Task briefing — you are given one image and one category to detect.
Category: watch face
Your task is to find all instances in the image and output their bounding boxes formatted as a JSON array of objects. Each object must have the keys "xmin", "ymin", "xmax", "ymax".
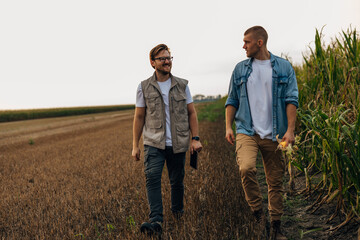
[{"xmin": 192, "ymin": 136, "xmax": 200, "ymax": 141}]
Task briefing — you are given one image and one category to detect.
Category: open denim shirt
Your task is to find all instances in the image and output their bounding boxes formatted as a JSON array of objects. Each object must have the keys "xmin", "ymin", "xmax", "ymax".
[{"xmin": 225, "ymin": 52, "xmax": 299, "ymax": 141}]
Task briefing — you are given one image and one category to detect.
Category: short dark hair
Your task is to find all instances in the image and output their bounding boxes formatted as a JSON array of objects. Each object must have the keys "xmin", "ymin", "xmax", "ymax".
[
  {"xmin": 149, "ymin": 44, "xmax": 171, "ymax": 61},
  {"xmin": 244, "ymin": 26, "xmax": 268, "ymax": 45}
]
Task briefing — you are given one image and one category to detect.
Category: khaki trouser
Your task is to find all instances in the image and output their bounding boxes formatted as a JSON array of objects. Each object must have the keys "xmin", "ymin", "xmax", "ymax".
[{"xmin": 236, "ymin": 133, "xmax": 285, "ymax": 221}]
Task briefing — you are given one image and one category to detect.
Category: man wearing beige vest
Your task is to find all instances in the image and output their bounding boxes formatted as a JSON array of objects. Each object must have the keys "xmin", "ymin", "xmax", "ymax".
[{"xmin": 132, "ymin": 44, "xmax": 203, "ymax": 235}]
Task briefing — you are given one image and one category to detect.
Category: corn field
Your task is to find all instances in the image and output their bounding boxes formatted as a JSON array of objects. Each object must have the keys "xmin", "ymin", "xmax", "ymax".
[{"xmin": 292, "ymin": 27, "xmax": 360, "ymax": 230}]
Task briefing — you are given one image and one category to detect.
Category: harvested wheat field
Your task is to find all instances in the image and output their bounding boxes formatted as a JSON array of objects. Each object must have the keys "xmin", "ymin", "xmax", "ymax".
[{"xmin": 0, "ymin": 110, "xmax": 262, "ymax": 239}]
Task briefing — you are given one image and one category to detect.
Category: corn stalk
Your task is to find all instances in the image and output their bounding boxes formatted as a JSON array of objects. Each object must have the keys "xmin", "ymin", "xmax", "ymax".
[{"xmin": 293, "ymin": 27, "xmax": 360, "ymax": 231}]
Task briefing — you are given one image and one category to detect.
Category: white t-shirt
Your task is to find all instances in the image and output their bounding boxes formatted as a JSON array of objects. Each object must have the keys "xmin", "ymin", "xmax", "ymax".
[
  {"xmin": 136, "ymin": 78, "xmax": 193, "ymax": 146},
  {"xmin": 247, "ymin": 59, "xmax": 273, "ymax": 139}
]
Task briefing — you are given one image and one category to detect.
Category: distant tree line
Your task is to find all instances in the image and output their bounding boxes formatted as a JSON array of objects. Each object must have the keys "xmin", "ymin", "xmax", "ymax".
[
  {"xmin": 0, "ymin": 105, "xmax": 134, "ymax": 122},
  {"xmin": 193, "ymin": 94, "xmax": 222, "ymax": 103}
]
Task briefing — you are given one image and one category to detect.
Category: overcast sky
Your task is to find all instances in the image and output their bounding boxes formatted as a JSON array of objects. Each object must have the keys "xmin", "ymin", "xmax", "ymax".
[{"xmin": 1, "ymin": 0, "xmax": 359, "ymax": 110}]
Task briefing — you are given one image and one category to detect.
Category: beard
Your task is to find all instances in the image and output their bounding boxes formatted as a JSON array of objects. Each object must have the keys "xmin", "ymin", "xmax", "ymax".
[
  {"xmin": 158, "ymin": 69, "xmax": 170, "ymax": 75},
  {"xmin": 157, "ymin": 64, "xmax": 171, "ymax": 75}
]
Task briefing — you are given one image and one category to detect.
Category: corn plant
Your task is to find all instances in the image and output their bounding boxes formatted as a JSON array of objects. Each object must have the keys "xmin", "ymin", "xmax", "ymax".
[
  {"xmin": 294, "ymin": 27, "xmax": 360, "ymax": 231},
  {"xmin": 297, "ymin": 106, "xmax": 360, "ymax": 228},
  {"xmin": 298, "ymin": 27, "xmax": 360, "ymax": 113}
]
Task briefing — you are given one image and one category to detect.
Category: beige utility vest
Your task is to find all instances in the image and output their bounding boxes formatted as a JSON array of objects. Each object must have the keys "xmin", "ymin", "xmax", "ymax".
[{"xmin": 141, "ymin": 73, "xmax": 190, "ymax": 153}]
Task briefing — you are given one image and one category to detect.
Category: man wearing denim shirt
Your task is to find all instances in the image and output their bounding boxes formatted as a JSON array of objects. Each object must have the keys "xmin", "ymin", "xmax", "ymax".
[
  {"xmin": 225, "ymin": 26, "xmax": 298, "ymax": 240},
  {"xmin": 132, "ymin": 44, "xmax": 203, "ymax": 236}
]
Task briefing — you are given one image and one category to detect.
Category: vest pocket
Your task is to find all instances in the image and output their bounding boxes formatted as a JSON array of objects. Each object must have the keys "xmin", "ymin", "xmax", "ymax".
[
  {"xmin": 172, "ymin": 93, "xmax": 187, "ymax": 123},
  {"xmin": 144, "ymin": 93, "xmax": 162, "ymax": 129},
  {"xmin": 145, "ymin": 92, "xmax": 161, "ymax": 110},
  {"xmin": 176, "ymin": 122, "xmax": 190, "ymax": 138},
  {"xmin": 173, "ymin": 94, "xmax": 187, "ymax": 112},
  {"xmin": 176, "ymin": 121, "xmax": 189, "ymax": 132},
  {"xmin": 175, "ymin": 122, "xmax": 190, "ymax": 151},
  {"xmin": 146, "ymin": 119, "xmax": 162, "ymax": 129}
]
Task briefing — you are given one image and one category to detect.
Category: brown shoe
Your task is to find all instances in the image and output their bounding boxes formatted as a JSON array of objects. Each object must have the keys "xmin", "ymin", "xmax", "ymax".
[
  {"xmin": 253, "ymin": 209, "xmax": 270, "ymax": 238},
  {"xmin": 253, "ymin": 209, "xmax": 265, "ymax": 224},
  {"xmin": 270, "ymin": 220, "xmax": 287, "ymax": 240}
]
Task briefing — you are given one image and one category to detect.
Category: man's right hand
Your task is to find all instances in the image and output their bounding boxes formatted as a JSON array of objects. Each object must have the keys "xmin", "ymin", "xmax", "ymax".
[
  {"xmin": 225, "ymin": 105, "xmax": 236, "ymax": 146},
  {"xmin": 132, "ymin": 147, "xmax": 141, "ymax": 161},
  {"xmin": 225, "ymin": 128, "xmax": 235, "ymax": 145}
]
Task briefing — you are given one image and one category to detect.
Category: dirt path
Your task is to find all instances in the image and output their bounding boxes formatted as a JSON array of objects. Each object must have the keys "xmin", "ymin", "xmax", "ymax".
[{"xmin": 257, "ymin": 150, "xmax": 359, "ymax": 240}]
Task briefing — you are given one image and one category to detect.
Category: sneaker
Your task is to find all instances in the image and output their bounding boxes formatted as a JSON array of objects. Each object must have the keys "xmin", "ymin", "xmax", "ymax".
[
  {"xmin": 270, "ymin": 220, "xmax": 287, "ymax": 240},
  {"xmin": 151, "ymin": 221, "xmax": 162, "ymax": 234},
  {"xmin": 140, "ymin": 222, "xmax": 154, "ymax": 235}
]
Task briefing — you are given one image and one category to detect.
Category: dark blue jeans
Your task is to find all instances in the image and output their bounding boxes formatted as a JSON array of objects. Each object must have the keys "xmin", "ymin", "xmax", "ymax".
[{"xmin": 143, "ymin": 145, "xmax": 186, "ymax": 223}]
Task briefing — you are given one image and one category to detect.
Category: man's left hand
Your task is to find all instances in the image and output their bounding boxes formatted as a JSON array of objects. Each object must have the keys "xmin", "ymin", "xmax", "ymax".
[
  {"xmin": 281, "ymin": 131, "xmax": 295, "ymax": 146},
  {"xmin": 191, "ymin": 140, "xmax": 203, "ymax": 154}
]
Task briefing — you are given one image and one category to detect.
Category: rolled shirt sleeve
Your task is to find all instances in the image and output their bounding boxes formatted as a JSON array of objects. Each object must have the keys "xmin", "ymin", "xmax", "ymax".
[
  {"xmin": 284, "ymin": 66, "xmax": 299, "ymax": 108},
  {"xmin": 225, "ymin": 70, "xmax": 240, "ymax": 109},
  {"xmin": 185, "ymin": 85, "xmax": 193, "ymax": 104},
  {"xmin": 136, "ymin": 83, "xmax": 146, "ymax": 107}
]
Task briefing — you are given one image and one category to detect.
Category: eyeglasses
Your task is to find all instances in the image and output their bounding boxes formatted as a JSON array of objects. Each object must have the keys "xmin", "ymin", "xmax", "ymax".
[{"xmin": 153, "ymin": 56, "xmax": 173, "ymax": 62}]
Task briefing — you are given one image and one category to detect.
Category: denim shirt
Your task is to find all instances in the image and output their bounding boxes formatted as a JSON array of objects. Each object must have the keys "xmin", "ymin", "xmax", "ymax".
[{"xmin": 225, "ymin": 52, "xmax": 299, "ymax": 141}]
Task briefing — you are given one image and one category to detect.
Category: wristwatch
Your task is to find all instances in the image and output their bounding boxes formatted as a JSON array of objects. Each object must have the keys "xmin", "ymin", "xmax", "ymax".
[{"xmin": 192, "ymin": 136, "xmax": 200, "ymax": 141}]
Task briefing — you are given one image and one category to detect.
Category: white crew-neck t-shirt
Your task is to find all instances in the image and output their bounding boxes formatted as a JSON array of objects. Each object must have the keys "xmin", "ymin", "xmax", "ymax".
[
  {"xmin": 247, "ymin": 59, "xmax": 273, "ymax": 139},
  {"xmin": 136, "ymin": 78, "xmax": 193, "ymax": 146}
]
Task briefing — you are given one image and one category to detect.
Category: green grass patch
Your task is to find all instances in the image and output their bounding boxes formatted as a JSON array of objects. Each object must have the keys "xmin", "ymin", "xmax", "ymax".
[
  {"xmin": 281, "ymin": 214, "xmax": 302, "ymax": 223},
  {"xmin": 197, "ymin": 97, "xmax": 226, "ymax": 122},
  {"xmin": 284, "ymin": 194, "xmax": 308, "ymax": 210}
]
